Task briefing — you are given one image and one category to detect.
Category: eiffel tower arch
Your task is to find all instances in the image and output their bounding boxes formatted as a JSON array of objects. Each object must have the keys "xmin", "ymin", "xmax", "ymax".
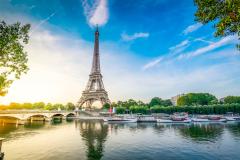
[{"xmin": 77, "ymin": 27, "xmax": 110, "ymax": 109}]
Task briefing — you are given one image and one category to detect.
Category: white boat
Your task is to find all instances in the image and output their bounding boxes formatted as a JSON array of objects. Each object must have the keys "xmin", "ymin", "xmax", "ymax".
[
  {"xmin": 137, "ymin": 114, "xmax": 156, "ymax": 122},
  {"xmin": 225, "ymin": 117, "xmax": 236, "ymax": 121},
  {"xmin": 208, "ymin": 115, "xmax": 227, "ymax": 122},
  {"xmin": 156, "ymin": 118, "xmax": 191, "ymax": 123},
  {"xmin": 191, "ymin": 118, "xmax": 210, "ymax": 122},
  {"xmin": 157, "ymin": 113, "xmax": 191, "ymax": 123},
  {"xmin": 103, "ymin": 116, "xmax": 137, "ymax": 123},
  {"xmin": 224, "ymin": 112, "xmax": 240, "ymax": 121}
]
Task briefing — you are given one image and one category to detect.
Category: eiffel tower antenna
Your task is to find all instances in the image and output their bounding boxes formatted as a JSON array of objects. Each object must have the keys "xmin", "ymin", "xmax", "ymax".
[{"xmin": 77, "ymin": 26, "xmax": 110, "ymax": 108}]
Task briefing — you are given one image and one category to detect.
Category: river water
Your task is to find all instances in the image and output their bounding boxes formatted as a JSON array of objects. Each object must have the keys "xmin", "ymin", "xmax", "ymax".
[{"xmin": 0, "ymin": 120, "xmax": 240, "ymax": 160}]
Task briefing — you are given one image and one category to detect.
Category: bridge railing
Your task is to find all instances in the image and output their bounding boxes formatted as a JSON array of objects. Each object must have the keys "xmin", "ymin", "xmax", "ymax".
[{"xmin": 0, "ymin": 110, "xmax": 75, "ymax": 114}]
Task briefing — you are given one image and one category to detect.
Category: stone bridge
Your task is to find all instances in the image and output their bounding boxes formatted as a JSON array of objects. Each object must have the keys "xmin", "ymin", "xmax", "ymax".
[{"xmin": 0, "ymin": 110, "xmax": 76, "ymax": 124}]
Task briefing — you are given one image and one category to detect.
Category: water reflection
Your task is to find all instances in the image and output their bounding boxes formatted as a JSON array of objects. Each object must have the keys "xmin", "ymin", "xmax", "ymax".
[
  {"xmin": 76, "ymin": 120, "xmax": 108, "ymax": 160},
  {"xmin": 178, "ymin": 123, "xmax": 224, "ymax": 141},
  {"xmin": 0, "ymin": 123, "xmax": 19, "ymax": 136},
  {"xmin": 24, "ymin": 121, "xmax": 45, "ymax": 129},
  {"xmin": 227, "ymin": 122, "xmax": 240, "ymax": 138}
]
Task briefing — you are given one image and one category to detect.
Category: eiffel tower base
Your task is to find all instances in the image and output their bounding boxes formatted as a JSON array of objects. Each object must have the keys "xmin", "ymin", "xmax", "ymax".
[{"xmin": 78, "ymin": 91, "xmax": 110, "ymax": 109}]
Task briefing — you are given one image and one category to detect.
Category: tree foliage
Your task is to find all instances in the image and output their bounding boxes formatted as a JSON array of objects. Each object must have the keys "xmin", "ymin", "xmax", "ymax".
[
  {"xmin": 66, "ymin": 102, "xmax": 75, "ymax": 110},
  {"xmin": 177, "ymin": 93, "xmax": 217, "ymax": 106},
  {"xmin": 149, "ymin": 97, "xmax": 172, "ymax": 107},
  {"xmin": 194, "ymin": 0, "xmax": 240, "ymax": 50},
  {"xmin": 103, "ymin": 103, "xmax": 111, "ymax": 109},
  {"xmin": 224, "ymin": 96, "xmax": 240, "ymax": 104},
  {"xmin": 0, "ymin": 20, "xmax": 31, "ymax": 96}
]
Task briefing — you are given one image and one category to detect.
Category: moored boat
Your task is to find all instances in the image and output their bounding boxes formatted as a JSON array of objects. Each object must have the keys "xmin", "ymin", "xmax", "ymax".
[
  {"xmin": 208, "ymin": 115, "xmax": 226, "ymax": 122},
  {"xmin": 157, "ymin": 112, "xmax": 191, "ymax": 123},
  {"xmin": 192, "ymin": 115, "xmax": 226, "ymax": 122},
  {"xmin": 156, "ymin": 118, "xmax": 191, "ymax": 123},
  {"xmin": 191, "ymin": 118, "xmax": 210, "ymax": 122},
  {"xmin": 224, "ymin": 112, "xmax": 240, "ymax": 121},
  {"xmin": 137, "ymin": 114, "xmax": 156, "ymax": 122},
  {"xmin": 103, "ymin": 115, "xmax": 137, "ymax": 123}
]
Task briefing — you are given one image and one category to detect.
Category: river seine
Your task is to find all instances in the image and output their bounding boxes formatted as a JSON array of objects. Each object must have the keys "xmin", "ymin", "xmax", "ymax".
[{"xmin": 1, "ymin": 120, "xmax": 240, "ymax": 160}]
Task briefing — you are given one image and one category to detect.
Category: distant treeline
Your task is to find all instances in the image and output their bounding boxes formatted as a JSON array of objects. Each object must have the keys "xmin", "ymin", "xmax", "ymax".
[
  {"xmin": 116, "ymin": 104, "xmax": 240, "ymax": 114},
  {"xmin": 110, "ymin": 94, "xmax": 240, "ymax": 114},
  {"xmin": 0, "ymin": 102, "xmax": 75, "ymax": 110}
]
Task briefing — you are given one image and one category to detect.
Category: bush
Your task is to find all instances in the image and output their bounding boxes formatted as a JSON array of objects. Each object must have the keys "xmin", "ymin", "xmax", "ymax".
[
  {"xmin": 115, "ymin": 103, "xmax": 240, "ymax": 115},
  {"xmin": 116, "ymin": 107, "xmax": 125, "ymax": 114}
]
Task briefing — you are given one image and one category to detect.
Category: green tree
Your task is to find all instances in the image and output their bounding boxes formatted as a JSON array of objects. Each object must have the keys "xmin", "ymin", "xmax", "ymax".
[
  {"xmin": 32, "ymin": 102, "xmax": 45, "ymax": 109},
  {"xmin": 0, "ymin": 21, "xmax": 31, "ymax": 96},
  {"xmin": 177, "ymin": 93, "xmax": 217, "ymax": 106},
  {"xmin": 103, "ymin": 103, "xmax": 110, "ymax": 110},
  {"xmin": 44, "ymin": 103, "xmax": 53, "ymax": 110},
  {"xmin": 224, "ymin": 96, "xmax": 240, "ymax": 104},
  {"xmin": 194, "ymin": 0, "xmax": 240, "ymax": 50},
  {"xmin": 22, "ymin": 103, "xmax": 33, "ymax": 109},
  {"xmin": 65, "ymin": 102, "xmax": 75, "ymax": 110},
  {"xmin": 53, "ymin": 103, "xmax": 65, "ymax": 110},
  {"xmin": 149, "ymin": 97, "xmax": 172, "ymax": 107},
  {"xmin": 149, "ymin": 97, "xmax": 163, "ymax": 107}
]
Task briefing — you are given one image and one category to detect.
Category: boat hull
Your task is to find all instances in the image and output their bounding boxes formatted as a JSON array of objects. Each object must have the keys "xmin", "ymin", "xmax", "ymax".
[
  {"xmin": 103, "ymin": 118, "xmax": 137, "ymax": 123},
  {"xmin": 157, "ymin": 118, "xmax": 191, "ymax": 123}
]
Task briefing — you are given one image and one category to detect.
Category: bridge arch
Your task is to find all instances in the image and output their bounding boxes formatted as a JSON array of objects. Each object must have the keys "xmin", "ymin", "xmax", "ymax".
[
  {"xmin": 0, "ymin": 116, "xmax": 23, "ymax": 124},
  {"xmin": 0, "ymin": 115, "xmax": 21, "ymax": 120},
  {"xmin": 51, "ymin": 113, "xmax": 64, "ymax": 118},
  {"xmin": 26, "ymin": 114, "xmax": 49, "ymax": 121}
]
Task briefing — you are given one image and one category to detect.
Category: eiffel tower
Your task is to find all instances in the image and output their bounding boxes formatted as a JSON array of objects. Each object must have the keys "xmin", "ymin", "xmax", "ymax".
[{"xmin": 78, "ymin": 27, "xmax": 110, "ymax": 108}]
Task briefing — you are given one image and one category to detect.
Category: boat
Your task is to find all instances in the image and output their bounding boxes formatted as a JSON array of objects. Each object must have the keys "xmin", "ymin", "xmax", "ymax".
[
  {"xmin": 103, "ymin": 115, "xmax": 137, "ymax": 123},
  {"xmin": 137, "ymin": 114, "xmax": 156, "ymax": 122},
  {"xmin": 192, "ymin": 115, "xmax": 226, "ymax": 122},
  {"xmin": 157, "ymin": 112, "xmax": 191, "ymax": 123},
  {"xmin": 208, "ymin": 115, "xmax": 226, "ymax": 122},
  {"xmin": 224, "ymin": 112, "xmax": 240, "ymax": 121},
  {"xmin": 156, "ymin": 118, "xmax": 191, "ymax": 123},
  {"xmin": 191, "ymin": 118, "xmax": 210, "ymax": 122}
]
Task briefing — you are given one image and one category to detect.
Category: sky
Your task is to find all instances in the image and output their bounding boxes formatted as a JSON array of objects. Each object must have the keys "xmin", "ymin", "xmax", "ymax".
[{"xmin": 0, "ymin": 0, "xmax": 240, "ymax": 105}]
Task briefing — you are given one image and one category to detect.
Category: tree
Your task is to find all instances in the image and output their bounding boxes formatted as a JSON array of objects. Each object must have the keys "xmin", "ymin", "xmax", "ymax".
[
  {"xmin": 0, "ymin": 21, "xmax": 31, "ymax": 96},
  {"xmin": 224, "ymin": 96, "xmax": 240, "ymax": 104},
  {"xmin": 32, "ymin": 102, "xmax": 45, "ymax": 109},
  {"xmin": 149, "ymin": 97, "xmax": 172, "ymax": 107},
  {"xmin": 177, "ymin": 93, "xmax": 217, "ymax": 106},
  {"xmin": 66, "ymin": 102, "xmax": 75, "ymax": 110},
  {"xmin": 162, "ymin": 99, "xmax": 173, "ymax": 106},
  {"xmin": 194, "ymin": 0, "xmax": 240, "ymax": 50},
  {"xmin": 53, "ymin": 103, "xmax": 65, "ymax": 110},
  {"xmin": 149, "ymin": 97, "xmax": 163, "ymax": 107},
  {"xmin": 103, "ymin": 103, "xmax": 110, "ymax": 110},
  {"xmin": 44, "ymin": 103, "xmax": 53, "ymax": 110}
]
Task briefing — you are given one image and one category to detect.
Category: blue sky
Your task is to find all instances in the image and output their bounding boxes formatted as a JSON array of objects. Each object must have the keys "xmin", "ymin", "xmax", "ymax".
[{"xmin": 0, "ymin": 0, "xmax": 240, "ymax": 104}]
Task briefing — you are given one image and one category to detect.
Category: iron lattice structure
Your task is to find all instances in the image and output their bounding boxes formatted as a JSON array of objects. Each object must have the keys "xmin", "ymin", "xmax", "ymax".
[{"xmin": 77, "ymin": 27, "xmax": 110, "ymax": 108}]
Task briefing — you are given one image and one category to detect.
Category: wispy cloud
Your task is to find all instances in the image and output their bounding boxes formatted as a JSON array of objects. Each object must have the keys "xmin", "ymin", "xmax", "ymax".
[
  {"xmin": 178, "ymin": 36, "xmax": 237, "ymax": 59},
  {"xmin": 30, "ymin": 12, "xmax": 56, "ymax": 35},
  {"xmin": 183, "ymin": 23, "xmax": 202, "ymax": 35},
  {"xmin": 82, "ymin": 0, "xmax": 109, "ymax": 27},
  {"xmin": 142, "ymin": 57, "xmax": 163, "ymax": 70},
  {"xmin": 143, "ymin": 36, "xmax": 237, "ymax": 70},
  {"xmin": 121, "ymin": 32, "xmax": 149, "ymax": 41},
  {"xmin": 194, "ymin": 37, "xmax": 214, "ymax": 44},
  {"xmin": 143, "ymin": 39, "xmax": 190, "ymax": 70},
  {"xmin": 169, "ymin": 39, "xmax": 190, "ymax": 54}
]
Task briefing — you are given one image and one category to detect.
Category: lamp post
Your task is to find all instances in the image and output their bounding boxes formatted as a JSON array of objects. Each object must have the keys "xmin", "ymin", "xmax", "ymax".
[{"xmin": 0, "ymin": 138, "xmax": 4, "ymax": 160}]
